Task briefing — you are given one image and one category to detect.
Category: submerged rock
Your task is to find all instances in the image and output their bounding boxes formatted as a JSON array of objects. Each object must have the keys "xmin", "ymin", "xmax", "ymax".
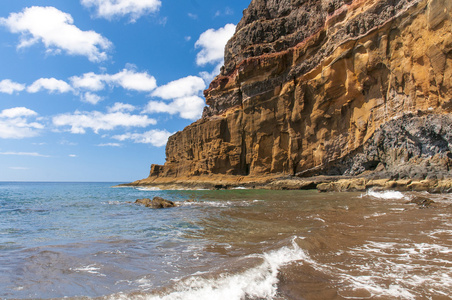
[
  {"xmin": 408, "ymin": 197, "xmax": 435, "ymax": 209},
  {"xmin": 135, "ymin": 197, "xmax": 177, "ymax": 209}
]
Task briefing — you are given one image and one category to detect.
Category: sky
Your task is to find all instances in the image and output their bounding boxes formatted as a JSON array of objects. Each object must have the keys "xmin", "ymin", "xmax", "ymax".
[{"xmin": 0, "ymin": 0, "xmax": 248, "ymax": 182}]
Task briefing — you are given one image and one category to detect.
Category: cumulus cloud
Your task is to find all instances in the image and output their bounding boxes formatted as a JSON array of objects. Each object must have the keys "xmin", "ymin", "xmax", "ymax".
[
  {"xmin": 144, "ymin": 75, "xmax": 206, "ymax": 120},
  {"xmin": 0, "ymin": 79, "xmax": 26, "ymax": 94},
  {"xmin": 52, "ymin": 110, "xmax": 157, "ymax": 134},
  {"xmin": 81, "ymin": 92, "xmax": 103, "ymax": 104},
  {"xmin": 0, "ymin": 107, "xmax": 37, "ymax": 118},
  {"xmin": 144, "ymin": 96, "xmax": 205, "ymax": 120},
  {"xmin": 27, "ymin": 78, "xmax": 73, "ymax": 93},
  {"xmin": 70, "ymin": 68, "xmax": 157, "ymax": 92},
  {"xmin": 195, "ymin": 23, "xmax": 236, "ymax": 66},
  {"xmin": 107, "ymin": 102, "xmax": 136, "ymax": 113},
  {"xmin": 81, "ymin": 0, "xmax": 161, "ymax": 22},
  {"xmin": 0, "ymin": 6, "xmax": 112, "ymax": 62},
  {"xmin": 107, "ymin": 68, "xmax": 157, "ymax": 91},
  {"xmin": 0, "ymin": 107, "xmax": 44, "ymax": 139},
  {"xmin": 112, "ymin": 129, "xmax": 172, "ymax": 147},
  {"xmin": 151, "ymin": 76, "xmax": 205, "ymax": 99},
  {"xmin": 70, "ymin": 72, "xmax": 105, "ymax": 91}
]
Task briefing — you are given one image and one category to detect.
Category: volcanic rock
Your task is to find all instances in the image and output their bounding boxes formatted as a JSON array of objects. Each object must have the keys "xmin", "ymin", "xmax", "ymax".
[
  {"xmin": 408, "ymin": 196, "xmax": 435, "ymax": 208},
  {"xmin": 135, "ymin": 197, "xmax": 177, "ymax": 209},
  {"xmin": 133, "ymin": 0, "xmax": 452, "ymax": 189}
]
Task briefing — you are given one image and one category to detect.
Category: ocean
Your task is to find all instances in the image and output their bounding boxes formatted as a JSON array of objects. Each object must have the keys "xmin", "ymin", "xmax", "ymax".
[{"xmin": 0, "ymin": 182, "xmax": 451, "ymax": 299}]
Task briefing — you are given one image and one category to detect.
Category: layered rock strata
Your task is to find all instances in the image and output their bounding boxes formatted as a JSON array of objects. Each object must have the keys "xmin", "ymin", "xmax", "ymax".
[{"xmin": 138, "ymin": 0, "xmax": 452, "ymax": 188}]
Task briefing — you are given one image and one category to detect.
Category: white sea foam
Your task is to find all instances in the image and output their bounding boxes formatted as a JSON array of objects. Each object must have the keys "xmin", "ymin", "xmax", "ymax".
[
  {"xmin": 363, "ymin": 212, "xmax": 387, "ymax": 219},
  {"xmin": 339, "ymin": 240, "xmax": 452, "ymax": 299},
  {"xmin": 102, "ymin": 200, "xmax": 121, "ymax": 205},
  {"xmin": 365, "ymin": 189, "xmax": 406, "ymax": 200},
  {"xmin": 136, "ymin": 187, "xmax": 162, "ymax": 191},
  {"xmin": 71, "ymin": 264, "xmax": 106, "ymax": 277},
  {"xmin": 186, "ymin": 200, "xmax": 255, "ymax": 208},
  {"xmin": 425, "ymin": 228, "xmax": 452, "ymax": 240},
  {"xmin": 110, "ymin": 237, "xmax": 308, "ymax": 300}
]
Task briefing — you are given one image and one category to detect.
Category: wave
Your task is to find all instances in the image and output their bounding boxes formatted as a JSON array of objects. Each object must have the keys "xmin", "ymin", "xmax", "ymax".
[
  {"xmin": 364, "ymin": 189, "xmax": 406, "ymax": 200},
  {"xmin": 136, "ymin": 187, "xmax": 162, "ymax": 191},
  {"xmin": 109, "ymin": 237, "xmax": 308, "ymax": 300},
  {"xmin": 339, "ymin": 241, "xmax": 452, "ymax": 299}
]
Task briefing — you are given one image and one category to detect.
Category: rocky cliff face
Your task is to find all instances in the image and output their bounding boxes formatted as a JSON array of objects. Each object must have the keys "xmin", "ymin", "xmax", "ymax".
[{"xmin": 147, "ymin": 0, "xmax": 452, "ymax": 181}]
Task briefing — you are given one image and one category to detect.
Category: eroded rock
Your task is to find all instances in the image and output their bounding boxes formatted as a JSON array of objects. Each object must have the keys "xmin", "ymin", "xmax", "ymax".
[
  {"xmin": 408, "ymin": 197, "xmax": 435, "ymax": 208},
  {"xmin": 135, "ymin": 197, "xmax": 177, "ymax": 209},
  {"xmin": 135, "ymin": 0, "xmax": 452, "ymax": 186}
]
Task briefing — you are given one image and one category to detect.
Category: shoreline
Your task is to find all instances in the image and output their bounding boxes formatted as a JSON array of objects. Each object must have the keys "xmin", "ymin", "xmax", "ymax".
[{"xmin": 117, "ymin": 175, "xmax": 452, "ymax": 193}]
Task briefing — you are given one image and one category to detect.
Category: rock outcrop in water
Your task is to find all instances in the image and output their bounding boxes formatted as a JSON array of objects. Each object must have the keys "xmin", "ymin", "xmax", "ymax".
[
  {"xmin": 135, "ymin": 197, "xmax": 177, "ymax": 209},
  {"xmin": 131, "ymin": 0, "xmax": 452, "ymax": 190}
]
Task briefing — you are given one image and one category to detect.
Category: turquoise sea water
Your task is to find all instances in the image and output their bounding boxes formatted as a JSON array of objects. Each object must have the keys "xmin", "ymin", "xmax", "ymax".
[
  {"xmin": 1, "ymin": 182, "xmax": 451, "ymax": 299},
  {"xmin": 0, "ymin": 182, "xmax": 216, "ymax": 298}
]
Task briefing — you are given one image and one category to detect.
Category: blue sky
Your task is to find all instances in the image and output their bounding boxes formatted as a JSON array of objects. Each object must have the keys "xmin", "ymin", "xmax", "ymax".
[{"xmin": 0, "ymin": 0, "xmax": 247, "ymax": 182}]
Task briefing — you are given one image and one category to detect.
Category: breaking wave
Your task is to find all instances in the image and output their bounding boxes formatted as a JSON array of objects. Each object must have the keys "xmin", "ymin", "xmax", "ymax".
[
  {"xmin": 365, "ymin": 189, "xmax": 406, "ymax": 200},
  {"xmin": 109, "ymin": 237, "xmax": 308, "ymax": 300}
]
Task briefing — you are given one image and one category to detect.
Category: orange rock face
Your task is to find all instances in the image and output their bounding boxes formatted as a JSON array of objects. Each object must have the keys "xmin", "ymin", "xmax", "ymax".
[{"xmin": 146, "ymin": 0, "xmax": 452, "ymax": 181}]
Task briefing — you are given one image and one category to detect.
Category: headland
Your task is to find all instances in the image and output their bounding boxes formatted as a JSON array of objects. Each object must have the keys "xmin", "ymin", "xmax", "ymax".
[{"xmin": 125, "ymin": 0, "xmax": 452, "ymax": 191}]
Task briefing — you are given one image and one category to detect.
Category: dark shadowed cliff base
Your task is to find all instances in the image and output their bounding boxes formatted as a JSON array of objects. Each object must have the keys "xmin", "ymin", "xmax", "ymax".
[{"xmin": 127, "ymin": 0, "xmax": 452, "ymax": 191}]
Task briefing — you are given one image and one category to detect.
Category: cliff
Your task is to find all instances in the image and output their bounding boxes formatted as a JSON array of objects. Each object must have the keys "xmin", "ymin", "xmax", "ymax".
[{"xmin": 133, "ymin": 0, "xmax": 452, "ymax": 190}]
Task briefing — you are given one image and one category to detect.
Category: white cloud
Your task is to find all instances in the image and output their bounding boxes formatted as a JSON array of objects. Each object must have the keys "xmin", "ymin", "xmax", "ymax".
[
  {"xmin": 98, "ymin": 142, "xmax": 121, "ymax": 147},
  {"xmin": 108, "ymin": 102, "xmax": 136, "ymax": 113},
  {"xmin": 0, "ymin": 152, "xmax": 49, "ymax": 157},
  {"xmin": 81, "ymin": 0, "xmax": 161, "ymax": 22},
  {"xmin": 52, "ymin": 110, "xmax": 157, "ymax": 134},
  {"xmin": 199, "ymin": 63, "xmax": 223, "ymax": 83},
  {"xmin": 68, "ymin": 154, "xmax": 77, "ymax": 157},
  {"xmin": 0, "ymin": 107, "xmax": 37, "ymax": 118},
  {"xmin": 144, "ymin": 96, "xmax": 205, "ymax": 120},
  {"xmin": 107, "ymin": 68, "xmax": 157, "ymax": 91},
  {"xmin": 0, "ymin": 107, "xmax": 43, "ymax": 139},
  {"xmin": 27, "ymin": 78, "xmax": 73, "ymax": 93},
  {"xmin": 0, "ymin": 79, "xmax": 25, "ymax": 94},
  {"xmin": 71, "ymin": 68, "xmax": 157, "ymax": 93},
  {"xmin": 151, "ymin": 76, "xmax": 205, "ymax": 99},
  {"xmin": 0, "ymin": 6, "xmax": 112, "ymax": 62},
  {"xmin": 81, "ymin": 92, "xmax": 103, "ymax": 104},
  {"xmin": 195, "ymin": 23, "xmax": 236, "ymax": 66},
  {"xmin": 112, "ymin": 129, "xmax": 172, "ymax": 147},
  {"xmin": 70, "ymin": 72, "xmax": 105, "ymax": 91}
]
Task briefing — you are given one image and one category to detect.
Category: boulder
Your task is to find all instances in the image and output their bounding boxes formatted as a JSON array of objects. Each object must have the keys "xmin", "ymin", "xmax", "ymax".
[
  {"xmin": 408, "ymin": 197, "xmax": 435, "ymax": 208},
  {"xmin": 135, "ymin": 197, "xmax": 177, "ymax": 209}
]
